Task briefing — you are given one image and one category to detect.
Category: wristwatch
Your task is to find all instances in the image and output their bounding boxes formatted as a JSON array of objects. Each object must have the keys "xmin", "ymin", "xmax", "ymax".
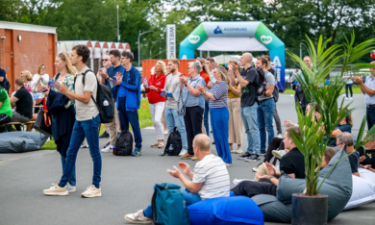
[
  {"xmin": 268, "ymin": 176, "xmax": 274, "ymax": 182},
  {"xmin": 185, "ymin": 84, "xmax": 188, "ymax": 87}
]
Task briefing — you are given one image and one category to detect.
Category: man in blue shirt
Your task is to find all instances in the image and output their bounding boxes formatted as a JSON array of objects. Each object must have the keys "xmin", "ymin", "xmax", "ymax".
[
  {"xmin": 99, "ymin": 50, "xmax": 124, "ymax": 152},
  {"xmin": 352, "ymin": 61, "xmax": 375, "ymax": 129},
  {"xmin": 114, "ymin": 51, "xmax": 143, "ymax": 156}
]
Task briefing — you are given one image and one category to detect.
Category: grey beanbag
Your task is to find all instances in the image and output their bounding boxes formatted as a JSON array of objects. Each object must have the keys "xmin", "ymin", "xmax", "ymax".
[
  {"xmin": 252, "ymin": 149, "xmax": 353, "ymax": 223},
  {"xmin": 0, "ymin": 131, "xmax": 48, "ymax": 153}
]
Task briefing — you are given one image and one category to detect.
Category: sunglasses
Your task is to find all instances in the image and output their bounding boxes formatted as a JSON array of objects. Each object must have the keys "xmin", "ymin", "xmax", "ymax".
[
  {"xmin": 20, "ymin": 73, "xmax": 24, "ymax": 77},
  {"xmin": 102, "ymin": 59, "xmax": 109, "ymax": 62}
]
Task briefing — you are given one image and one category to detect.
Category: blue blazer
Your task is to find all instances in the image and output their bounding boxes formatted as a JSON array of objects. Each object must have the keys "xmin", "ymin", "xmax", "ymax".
[{"xmin": 116, "ymin": 66, "xmax": 141, "ymax": 111}]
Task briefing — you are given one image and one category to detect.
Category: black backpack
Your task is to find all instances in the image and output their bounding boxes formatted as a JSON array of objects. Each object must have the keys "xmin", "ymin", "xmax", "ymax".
[
  {"xmin": 75, "ymin": 70, "xmax": 115, "ymax": 123},
  {"xmin": 163, "ymin": 127, "xmax": 182, "ymax": 156},
  {"xmin": 114, "ymin": 130, "xmax": 133, "ymax": 156},
  {"xmin": 273, "ymin": 84, "xmax": 280, "ymax": 102},
  {"xmin": 255, "ymin": 68, "xmax": 266, "ymax": 96}
]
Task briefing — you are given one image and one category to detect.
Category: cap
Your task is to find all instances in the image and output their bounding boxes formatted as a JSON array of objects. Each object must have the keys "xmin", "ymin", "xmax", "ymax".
[{"xmin": 0, "ymin": 68, "xmax": 5, "ymax": 77}]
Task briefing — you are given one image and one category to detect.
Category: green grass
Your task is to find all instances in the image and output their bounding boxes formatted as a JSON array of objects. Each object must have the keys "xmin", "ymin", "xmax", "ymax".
[
  {"xmin": 281, "ymin": 85, "xmax": 362, "ymax": 95},
  {"xmin": 41, "ymin": 99, "xmax": 152, "ymax": 150}
]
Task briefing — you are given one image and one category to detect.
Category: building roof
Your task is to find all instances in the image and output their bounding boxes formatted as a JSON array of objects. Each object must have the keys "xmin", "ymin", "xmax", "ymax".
[{"xmin": 0, "ymin": 21, "xmax": 57, "ymax": 34}]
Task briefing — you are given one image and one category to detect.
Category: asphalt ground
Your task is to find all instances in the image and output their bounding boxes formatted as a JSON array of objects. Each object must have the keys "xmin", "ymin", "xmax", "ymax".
[{"xmin": 0, "ymin": 93, "xmax": 373, "ymax": 225}]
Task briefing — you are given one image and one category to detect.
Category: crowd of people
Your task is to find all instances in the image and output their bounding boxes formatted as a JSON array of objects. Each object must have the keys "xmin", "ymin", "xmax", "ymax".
[{"xmin": 1, "ymin": 45, "xmax": 375, "ymax": 223}]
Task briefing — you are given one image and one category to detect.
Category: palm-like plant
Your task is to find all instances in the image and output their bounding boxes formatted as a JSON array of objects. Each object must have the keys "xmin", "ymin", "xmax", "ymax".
[{"xmin": 287, "ymin": 32, "xmax": 375, "ymax": 196}]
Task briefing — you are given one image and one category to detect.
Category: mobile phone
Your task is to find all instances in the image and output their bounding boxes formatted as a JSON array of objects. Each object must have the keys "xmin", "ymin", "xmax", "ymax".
[
  {"xmin": 48, "ymin": 78, "xmax": 57, "ymax": 88},
  {"xmin": 143, "ymin": 78, "xmax": 149, "ymax": 87}
]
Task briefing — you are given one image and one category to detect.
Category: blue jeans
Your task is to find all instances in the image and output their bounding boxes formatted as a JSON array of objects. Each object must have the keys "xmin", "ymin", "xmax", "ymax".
[
  {"xmin": 143, "ymin": 188, "xmax": 202, "ymax": 218},
  {"xmin": 118, "ymin": 97, "xmax": 142, "ymax": 149},
  {"xmin": 241, "ymin": 103, "xmax": 260, "ymax": 154},
  {"xmin": 211, "ymin": 107, "xmax": 232, "ymax": 164},
  {"xmin": 60, "ymin": 153, "xmax": 76, "ymax": 186},
  {"xmin": 203, "ymin": 100, "xmax": 210, "ymax": 135},
  {"xmin": 258, "ymin": 99, "xmax": 275, "ymax": 151},
  {"xmin": 367, "ymin": 106, "xmax": 375, "ymax": 130},
  {"xmin": 59, "ymin": 115, "xmax": 101, "ymax": 188},
  {"xmin": 165, "ymin": 108, "xmax": 188, "ymax": 150}
]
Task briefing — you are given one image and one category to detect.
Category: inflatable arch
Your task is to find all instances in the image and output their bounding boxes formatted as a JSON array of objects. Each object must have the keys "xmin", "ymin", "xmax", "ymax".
[{"xmin": 179, "ymin": 21, "xmax": 286, "ymax": 91}]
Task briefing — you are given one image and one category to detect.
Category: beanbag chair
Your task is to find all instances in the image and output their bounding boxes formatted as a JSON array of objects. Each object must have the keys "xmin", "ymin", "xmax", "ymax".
[
  {"xmin": 358, "ymin": 167, "xmax": 375, "ymax": 183},
  {"xmin": 0, "ymin": 131, "xmax": 48, "ymax": 153},
  {"xmin": 344, "ymin": 174, "xmax": 375, "ymax": 210},
  {"xmin": 251, "ymin": 149, "xmax": 352, "ymax": 223},
  {"xmin": 188, "ymin": 196, "xmax": 264, "ymax": 225}
]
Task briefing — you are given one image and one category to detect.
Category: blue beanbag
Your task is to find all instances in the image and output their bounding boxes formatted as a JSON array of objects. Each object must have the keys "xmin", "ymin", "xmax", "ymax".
[{"xmin": 188, "ymin": 196, "xmax": 264, "ymax": 225}]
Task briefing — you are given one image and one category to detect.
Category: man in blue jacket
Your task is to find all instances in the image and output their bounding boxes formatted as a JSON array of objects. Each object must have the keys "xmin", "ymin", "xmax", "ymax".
[{"xmin": 114, "ymin": 51, "xmax": 142, "ymax": 156}]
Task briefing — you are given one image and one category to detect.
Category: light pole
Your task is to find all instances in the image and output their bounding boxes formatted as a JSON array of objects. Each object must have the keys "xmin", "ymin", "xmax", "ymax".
[
  {"xmin": 206, "ymin": 2, "xmax": 217, "ymax": 57},
  {"xmin": 138, "ymin": 30, "xmax": 153, "ymax": 67},
  {"xmin": 117, "ymin": 5, "xmax": 120, "ymax": 42}
]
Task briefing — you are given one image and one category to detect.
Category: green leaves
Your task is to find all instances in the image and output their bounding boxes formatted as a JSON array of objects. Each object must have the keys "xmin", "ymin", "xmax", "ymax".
[{"xmin": 287, "ymin": 32, "xmax": 375, "ymax": 196}]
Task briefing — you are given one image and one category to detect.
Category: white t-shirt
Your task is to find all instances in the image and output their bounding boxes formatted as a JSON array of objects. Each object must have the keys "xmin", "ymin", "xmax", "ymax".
[
  {"xmin": 165, "ymin": 72, "xmax": 181, "ymax": 109},
  {"xmin": 192, "ymin": 154, "xmax": 230, "ymax": 199},
  {"xmin": 31, "ymin": 73, "xmax": 49, "ymax": 93},
  {"xmin": 74, "ymin": 66, "xmax": 99, "ymax": 121}
]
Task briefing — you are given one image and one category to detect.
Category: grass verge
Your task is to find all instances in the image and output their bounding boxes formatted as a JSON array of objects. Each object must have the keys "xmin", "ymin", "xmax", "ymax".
[{"xmin": 41, "ymin": 99, "xmax": 153, "ymax": 150}]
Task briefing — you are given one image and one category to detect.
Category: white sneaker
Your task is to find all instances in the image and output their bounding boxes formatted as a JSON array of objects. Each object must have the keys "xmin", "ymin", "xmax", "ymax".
[
  {"xmin": 164, "ymin": 130, "xmax": 169, "ymax": 135},
  {"xmin": 345, "ymin": 97, "xmax": 348, "ymax": 100},
  {"xmin": 272, "ymin": 150, "xmax": 286, "ymax": 159},
  {"xmin": 349, "ymin": 97, "xmax": 352, "ymax": 100},
  {"xmin": 233, "ymin": 148, "xmax": 243, "ymax": 154},
  {"xmin": 67, "ymin": 183, "xmax": 76, "ymax": 193},
  {"xmin": 81, "ymin": 185, "xmax": 101, "ymax": 198},
  {"xmin": 125, "ymin": 209, "xmax": 152, "ymax": 224},
  {"xmin": 179, "ymin": 149, "xmax": 187, "ymax": 157},
  {"xmin": 101, "ymin": 144, "xmax": 113, "ymax": 153},
  {"xmin": 43, "ymin": 183, "xmax": 68, "ymax": 196},
  {"xmin": 276, "ymin": 133, "xmax": 283, "ymax": 138},
  {"xmin": 81, "ymin": 141, "xmax": 89, "ymax": 148}
]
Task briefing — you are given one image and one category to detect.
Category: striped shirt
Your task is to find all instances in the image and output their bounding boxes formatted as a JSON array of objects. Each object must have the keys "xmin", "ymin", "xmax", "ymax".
[
  {"xmin": 209, "ymin": 81, "xmax": 228, "ymax": 108},
  {"xmin": 192, "ymin": 154, "xmax": 230, "ymax": 199}
]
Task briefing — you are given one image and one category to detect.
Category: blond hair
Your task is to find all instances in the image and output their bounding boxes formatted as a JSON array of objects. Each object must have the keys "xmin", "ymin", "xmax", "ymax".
[
  {"xmin": 155, "ymin": 60, "xmax": 167, "ymax": 75},
  {"xmin": 214, "ymin": 66, "xmax": 230, "ymax": 84},
  {"xmin": 21, "ymin": 70, "xmax": 33, "ymax": 81},
  {"xmin": 196, "ymin": 58, "xmax": 209, "ymax": 74},
  {"xmin": 37, "ymin": 64, "xmax": 45, "ymax": 74},
  {"xmin": 57, "ymin": 52, "xmax": 76, "ymax": 76},
  {"xmin": 168, "ymin": 58, "xmax": 180, "ymax": 68}
]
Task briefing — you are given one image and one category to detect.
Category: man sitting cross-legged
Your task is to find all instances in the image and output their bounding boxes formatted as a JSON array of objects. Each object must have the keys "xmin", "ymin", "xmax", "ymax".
[
  {"xmin": 232, "ymin": 127, "xmax": 305, "ymax": 197},
  {"xmin": 124, "ymin": 134, "xmax": 230, "ymax": 224}
]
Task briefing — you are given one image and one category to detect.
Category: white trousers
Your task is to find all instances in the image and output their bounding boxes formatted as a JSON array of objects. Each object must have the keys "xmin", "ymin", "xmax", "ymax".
[{"xmin": 149, "ymin": 102, "xmax": 165, "ymax": 140}]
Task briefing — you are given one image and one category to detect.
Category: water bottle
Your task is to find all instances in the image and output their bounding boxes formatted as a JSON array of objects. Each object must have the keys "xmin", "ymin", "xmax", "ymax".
[
  {"xmin": 112, "ymin": 145, "xmax": 117, "ymax": 155},
  {"xmin": 103, "ymin": 98, "xmax": 110, "ymax": 117}
]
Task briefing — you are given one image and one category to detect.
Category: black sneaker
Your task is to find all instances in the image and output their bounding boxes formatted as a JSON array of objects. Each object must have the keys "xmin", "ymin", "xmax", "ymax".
[
  {"xmin": 238, "ymin": 152, "xmax": 252, "ymax": 160},
  {"xmin": 260, "ymin": 150, "xmax": 266, "ymax": 155},
  {"xmin": 100, "ymin": 131, "xmax": 109, "ymax": 138},
  {"xmin": 251, "ymin": 154, "xmax": 261, "ymax": 162}
]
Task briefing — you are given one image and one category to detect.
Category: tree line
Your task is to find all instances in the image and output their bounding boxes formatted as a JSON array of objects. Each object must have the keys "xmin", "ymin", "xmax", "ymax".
[{"xmin": 1, "ymin": 0, "xmax": 374, "ymax": 66}]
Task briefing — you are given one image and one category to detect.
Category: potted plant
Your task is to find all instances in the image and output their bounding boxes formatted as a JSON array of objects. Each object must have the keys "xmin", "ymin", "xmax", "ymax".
[{"xmin": 287, "ymin": 32, "xmax": 375, "ymax": 225}]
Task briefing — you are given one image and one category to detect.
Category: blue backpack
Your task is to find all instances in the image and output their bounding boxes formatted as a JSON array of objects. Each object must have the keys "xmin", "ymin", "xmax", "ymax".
[{"xmin": 151, "ymin": 183, "xmax": 190, "ymax": 225}]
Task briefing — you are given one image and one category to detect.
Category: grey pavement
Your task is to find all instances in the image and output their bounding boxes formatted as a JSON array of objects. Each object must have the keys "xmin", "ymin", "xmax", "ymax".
[{"xmin": 0, "ymin": 94, "xmax": 373, "ymax": 225}]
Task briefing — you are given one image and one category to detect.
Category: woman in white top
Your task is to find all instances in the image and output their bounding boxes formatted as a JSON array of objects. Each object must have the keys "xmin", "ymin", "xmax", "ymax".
[{"xmin": 32, "ymin": 64, "xmax": 49, "ymax": 94}]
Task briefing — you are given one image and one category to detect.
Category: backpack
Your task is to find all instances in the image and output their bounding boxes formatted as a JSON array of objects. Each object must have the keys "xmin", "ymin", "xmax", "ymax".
[
  {"xmin": 75, "ymin": 70, "xmax": 115, "ymax": 123},
  {"xmin": 163, "ymin": 127, "xmax": 182, "ymax": 156},
  {"xmin": 255, "ymin": 68, "xmax": 266, "ymax": 96},
  {"xmin": 152, "ymin": 183, "xmax": 190, "ymax": 225},
  {"xmin": 273, "ymin": 84, "xmax": 280, "ymax": 102},
  {"xmin": 113, "ymin": 130, "xmax": 133, "ymax": 156}
]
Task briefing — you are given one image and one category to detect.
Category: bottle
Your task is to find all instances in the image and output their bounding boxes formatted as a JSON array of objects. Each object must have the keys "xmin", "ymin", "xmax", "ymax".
[{"xmin": 103, "ymin": 98, "xmax": 110, "ymax": 117}]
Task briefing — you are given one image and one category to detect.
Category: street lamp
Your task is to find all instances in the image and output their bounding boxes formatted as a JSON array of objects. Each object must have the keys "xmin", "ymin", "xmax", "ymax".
[
  {"xmin": 138, "ymin": 30, "xmax": 153, "ymax": 67},
  {"xmin": 206, "ymin": 2, "xmax": 217, "ymax": 57},
  {"xmin": 206, "ymin": 2, "xmax": 217, "ymax": 21},
  {"xmin": 117, "ymin": 5, "xmax": 120, "ymax": 42}
]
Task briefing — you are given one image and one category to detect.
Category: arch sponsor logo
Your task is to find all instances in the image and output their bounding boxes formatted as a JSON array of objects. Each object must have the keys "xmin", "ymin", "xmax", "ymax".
[
  {"xmin": 214, "ymin": 26, "xmax": 223, "ymax": 34},
  {"xmin": 272, "ymin": 56, "xmax": 282, "ymax": 67},
  {"xmin": 260, "ymin": 35, "xmax": 273, "ymax": 45},
  {"xmin": 189, "ymin": 35, "xmax": 200, "ymax": 44}
]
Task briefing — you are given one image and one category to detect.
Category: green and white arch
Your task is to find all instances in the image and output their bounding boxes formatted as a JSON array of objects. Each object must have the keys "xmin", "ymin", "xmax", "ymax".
[{"xmin": 179, "ymin": 21, "xmax": 286, "ymax": 91}]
